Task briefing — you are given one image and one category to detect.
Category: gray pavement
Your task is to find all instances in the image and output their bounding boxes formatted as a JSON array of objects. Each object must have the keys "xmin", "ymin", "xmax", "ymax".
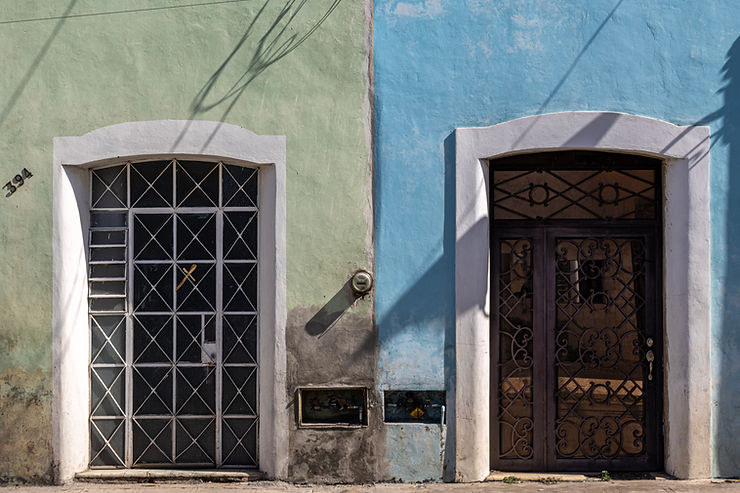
[{"xmin": 2, "ymin": 479, "xmax": 740, "ymax": 493}]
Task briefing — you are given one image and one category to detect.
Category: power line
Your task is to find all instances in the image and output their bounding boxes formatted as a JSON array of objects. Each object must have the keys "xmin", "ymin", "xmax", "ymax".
[{"xmin": 0, "ymin": 0, "xmax": 251, "ymax": 26}]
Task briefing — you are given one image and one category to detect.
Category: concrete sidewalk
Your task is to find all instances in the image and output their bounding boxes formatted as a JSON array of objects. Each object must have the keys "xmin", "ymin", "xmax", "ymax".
[{"xmin": 2, "ymin": 479, "xmax": 739, "ymax": 493}]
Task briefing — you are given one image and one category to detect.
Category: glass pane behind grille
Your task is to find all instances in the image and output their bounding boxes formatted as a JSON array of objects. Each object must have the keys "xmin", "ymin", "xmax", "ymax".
[{"xmin": 554, "ymin": 237, "xmax": 647, "ymax": 459}]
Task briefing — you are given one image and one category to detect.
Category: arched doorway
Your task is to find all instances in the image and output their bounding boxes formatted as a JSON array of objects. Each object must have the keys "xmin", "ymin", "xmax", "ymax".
[
  {"xmin": 52, "ymin": 120, "xmax": 288, "ymax": 481},
  {"xmin": 489, "ymin": 150, "xmax": 662, "ymax": 471},
  {"xmin": 452, "ymin": 112, "xmax": 711, "ymax": 481}
]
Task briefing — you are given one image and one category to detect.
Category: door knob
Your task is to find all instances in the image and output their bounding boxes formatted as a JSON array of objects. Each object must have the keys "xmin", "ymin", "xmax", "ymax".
[{"xmin": 646, "ymin": 349, "xmax": 655, "ymax": 381}]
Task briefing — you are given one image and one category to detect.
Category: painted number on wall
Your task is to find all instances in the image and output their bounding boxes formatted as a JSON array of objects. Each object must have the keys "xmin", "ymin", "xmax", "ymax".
[{"xmin": 4, "ymin": 168, "xmax": 33, "ymax": 197}]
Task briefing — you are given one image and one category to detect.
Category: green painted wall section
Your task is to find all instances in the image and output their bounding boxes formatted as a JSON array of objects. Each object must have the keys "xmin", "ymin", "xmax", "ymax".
[{"xmin": 0, "ymin": 0, "xmax": 371, "ymax": 482}]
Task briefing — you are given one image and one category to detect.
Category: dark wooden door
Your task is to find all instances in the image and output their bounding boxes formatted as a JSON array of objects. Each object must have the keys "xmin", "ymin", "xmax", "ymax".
[{"xmin": 489, "ymin": 151, "xmax": 663, "ymax": 472}]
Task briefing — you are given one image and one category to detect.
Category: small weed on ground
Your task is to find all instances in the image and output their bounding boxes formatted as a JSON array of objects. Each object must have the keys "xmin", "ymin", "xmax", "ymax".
[
  {"xmin": 538, "ymin": 477, "xmax": 559, "ymax": 485},
  {"xmin": 502, "ymin": 476, "xmax": 521, "ymax": 484},
  {"xmin": 600, "ymin": 470, "xmax": 611, "ymax": 482}
]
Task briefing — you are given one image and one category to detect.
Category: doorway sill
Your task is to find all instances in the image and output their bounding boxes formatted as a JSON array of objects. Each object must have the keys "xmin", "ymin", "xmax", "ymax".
[
  {"xmin": 487, "ymin": 471, "xmax": 673, "ymax": 482},
  {"xmin": 487, "ymin": 471, "xmax": 595, "ymax": 482},
  {"xmin": 76, "ymin": 469, "xmax": 265, "ymax": 482}
]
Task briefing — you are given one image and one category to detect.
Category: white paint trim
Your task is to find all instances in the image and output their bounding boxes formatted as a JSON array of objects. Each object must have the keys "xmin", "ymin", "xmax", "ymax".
[
  {"xmin": 452, "ymin": 112, "xmax": 711, "ymax": 480},
  {"xmin": 52, "ymin": 120, "xmax": 288, "ymax": 483}
]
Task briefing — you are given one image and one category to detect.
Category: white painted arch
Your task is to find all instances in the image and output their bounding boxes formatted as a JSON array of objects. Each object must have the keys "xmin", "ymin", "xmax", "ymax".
[
  {"xmin": 52, "ymin": 120, "xmax": 288, "ymax": 482},
  {"xmin": 452, "ymin": 112, "xmax": 711, "ymax": 480}
]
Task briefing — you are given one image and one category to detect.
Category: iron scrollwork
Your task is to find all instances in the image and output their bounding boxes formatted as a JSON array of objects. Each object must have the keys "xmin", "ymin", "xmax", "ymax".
[
  {"xmin": 497, "ymin": 238, "xmax": 535, "ymax": 460},
  {"xmin": 554, "ymin": 237, "xmax": 648, "ymax": 459}
]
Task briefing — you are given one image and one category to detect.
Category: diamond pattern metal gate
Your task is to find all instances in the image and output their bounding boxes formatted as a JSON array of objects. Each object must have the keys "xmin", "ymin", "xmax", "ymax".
[
  {"xmin": 490, "ymin": 151, "xmax": 662, "ymax": 471},
  {"xmin": 88, "ymin": 160, "xmax": 259, "ymax": 468}
]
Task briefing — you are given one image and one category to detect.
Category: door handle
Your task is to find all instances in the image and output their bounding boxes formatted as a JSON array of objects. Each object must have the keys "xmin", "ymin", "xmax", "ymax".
[{"xmin": 646, "ymin": 349, "xmax": 655, "ymax": 381}]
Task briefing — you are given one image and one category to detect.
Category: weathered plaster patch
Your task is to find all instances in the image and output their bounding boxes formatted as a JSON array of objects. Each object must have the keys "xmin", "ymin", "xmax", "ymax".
[
  {"xmin": 378, "ymin": 330, "xmax": 444, "ymax": 389},
  {"xmin": 287, "ymin": 305, "xmax": 376, "ymax": 385},
  {"xmin": 509, "ymin": 30, "xmax": 544, "ymax": 54},
  {"xmin": 289, "ymin": 420, "xmax": 382, "ymax": 483},
  {"xmin": 383, "ymin": 425, "xmax": 444, "ymax": 482},
  {"xmin": 477, "ymin": 41, "xmax": 492, "ymax": 58},
  {"xmin": 464, "ymin": 0, "xmax": 494, "ymax": 14},
  {"xmin": 389, "ymin": 0, "xmax": 444, "ymax": 18},
  {"xmin": 363, "ymin": 0, "xmax": 375, "ymax": 269},
  {"xmin": 0, "ymin": 367, "xmax": 53, "ymax": 484},
  {"xmin": 286, "ymin": 303, "xmax": 382, "ymax": 483}
]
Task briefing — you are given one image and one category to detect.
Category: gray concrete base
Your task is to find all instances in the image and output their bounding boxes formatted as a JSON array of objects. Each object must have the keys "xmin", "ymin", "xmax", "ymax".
[
  {"xmin": 7, "ymin": 479, "xmax": 738, "ymax": 492},
  {"xmin": 75, "ymin": 469, "xmax": 265, "ymax": 482}
]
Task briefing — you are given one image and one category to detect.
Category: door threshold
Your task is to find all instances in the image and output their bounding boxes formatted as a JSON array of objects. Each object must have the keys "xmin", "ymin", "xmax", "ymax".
[
  {"xmin": 487, "ymin": 471, "xmax": 595, "ymax": 482},
  {"xmin": 487, "ymin": 471, "xmax": 672, "ymax": 482},
  {"xmin": 76, "ymin": 469, "xmax": 265, "ymax": 483}
]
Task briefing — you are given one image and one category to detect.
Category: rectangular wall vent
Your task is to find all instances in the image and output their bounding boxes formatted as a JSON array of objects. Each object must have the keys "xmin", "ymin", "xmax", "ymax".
[{"xmin": 297, "ymin": 387, "xmax": 368, "ymax": 427}]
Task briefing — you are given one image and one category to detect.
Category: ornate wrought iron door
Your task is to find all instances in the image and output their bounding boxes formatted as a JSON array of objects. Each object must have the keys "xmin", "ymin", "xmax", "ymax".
[
  {"xmin": 88, "ymin": 160, "xmax": 259, "ymax": 469},
  {"xmin": 490, "ymin": 152, "xmax": 663, "ymax": 471}
]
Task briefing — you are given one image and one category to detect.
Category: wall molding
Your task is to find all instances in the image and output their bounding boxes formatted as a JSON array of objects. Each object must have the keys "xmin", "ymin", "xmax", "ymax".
[
  {"xmin": 452, "ymin": 111, "xmax": 711, "ymax": 480},
  {"xmin": 52, "ymin": 120, "xmax": 287, "ymax": 482}
]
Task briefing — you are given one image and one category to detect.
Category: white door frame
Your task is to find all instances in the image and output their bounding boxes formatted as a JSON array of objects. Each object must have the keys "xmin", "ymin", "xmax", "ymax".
[
  {"xmin": 52, "ymin": 120, "xmax": 288, "ymax": 483},
  {"xmin": 452, "ymin": 112, "xmax": 711, "ymax": 480}
]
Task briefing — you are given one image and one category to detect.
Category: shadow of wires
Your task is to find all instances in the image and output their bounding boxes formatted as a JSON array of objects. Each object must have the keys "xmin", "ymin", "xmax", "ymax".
[
  {"xmin": 172, "ymin": 0, "xmax": 343, "ymax": 151},
  {"xmin": 0, "ymin": 0, "xmax": 79, "ymax": 133}
]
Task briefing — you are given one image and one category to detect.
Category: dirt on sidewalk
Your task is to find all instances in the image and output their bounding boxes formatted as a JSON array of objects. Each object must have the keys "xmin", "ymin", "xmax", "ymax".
[{"xmin": 2, "ymin": 479, "xmax": 740, "ymax": 493}]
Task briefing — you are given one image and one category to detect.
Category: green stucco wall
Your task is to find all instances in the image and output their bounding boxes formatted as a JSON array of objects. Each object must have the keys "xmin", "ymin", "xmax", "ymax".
[{"xmin": 0, "ymin": 0, "xmax": 372, "ymax": 483}]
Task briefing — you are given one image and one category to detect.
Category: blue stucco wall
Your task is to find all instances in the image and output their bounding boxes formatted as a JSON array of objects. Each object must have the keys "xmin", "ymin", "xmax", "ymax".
[{"xmin": 374, "ymin": 0, "xmax": 739, "ymax": 478}]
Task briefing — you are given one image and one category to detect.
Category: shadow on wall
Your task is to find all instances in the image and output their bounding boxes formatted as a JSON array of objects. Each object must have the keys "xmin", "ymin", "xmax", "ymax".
[
  {"xmin": 372, "ymin": 3, "xmax": 628, "ymax": 481},
  {"xmin": 0, "ymin": 0, "xmax": 79, "ymax": 133},
  {"xmin": 377, "ymin": 124, "xmax": 643, "ymax": 481},
  {"xmin": 173, "ymin": 0, "xmax": 343, "ymax": 151},
  {"xmin": 0, "ymin": 0, "xmax": 342, "ymax": 144},
  {"xmin": 713, "ymin": 36, "xmax": 740, "ymax": 477},
  {"xmin": 373, "ymin": 133, "xmax": 475, "ymax": 481},
  {"xmin": 305, "ymin": 278, "xmax": 358, "ymax": 337},
  {"xmin": 671, "ymin": 35, "xmax": 740, "ymax": 477},
  {"xmin": 511, "ymin": 0, "xmax": 624, "ymax": 149}
]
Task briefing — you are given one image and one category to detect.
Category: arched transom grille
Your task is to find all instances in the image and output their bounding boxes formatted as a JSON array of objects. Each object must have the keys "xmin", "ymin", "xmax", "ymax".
[{"xmin": 492, "ymin": 152, "xmax": 659, "ymax": 221}]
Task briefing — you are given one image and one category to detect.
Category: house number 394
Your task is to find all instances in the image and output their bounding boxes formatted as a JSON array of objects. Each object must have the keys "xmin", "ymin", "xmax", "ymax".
[{"xmin": 3, "ymin": 168, "xmax": 33, "ymax": 197}]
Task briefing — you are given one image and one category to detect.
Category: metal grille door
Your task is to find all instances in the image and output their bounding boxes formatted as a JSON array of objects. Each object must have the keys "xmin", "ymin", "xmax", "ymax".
[
  {"xmin": 88, "ymin": 160, "xmax": 259, "ymax": 468},
  {"xmin": 553, "ymin": 236, "xmax": 653, "ymax": 462},
  {"xmin": 490, "ymin": 152, "xmax": 662, "ymax": 472}
]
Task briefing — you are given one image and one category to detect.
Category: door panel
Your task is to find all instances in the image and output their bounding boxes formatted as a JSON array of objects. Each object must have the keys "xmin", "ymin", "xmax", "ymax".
[
  {"xmin": 88, "ymin": 160, "xmax": 260, "ymax": 469},
  {"xmin": 131, "ymin": 212, "xmax": 218, "ymax": 467},
  {"xmin": 495, "ymin": 237, "xmax": 535, "ymax": 461},
  {"xmin": 547, "ymin": 232, "xmax": 660, "ymax": 470},
  {"xmin": 492, "ymin": 229, "xmax": 547, "ymax": 470},
  {"xmin": 491, "ymin": 227, "xmax": 661, "ymax": 472}
]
